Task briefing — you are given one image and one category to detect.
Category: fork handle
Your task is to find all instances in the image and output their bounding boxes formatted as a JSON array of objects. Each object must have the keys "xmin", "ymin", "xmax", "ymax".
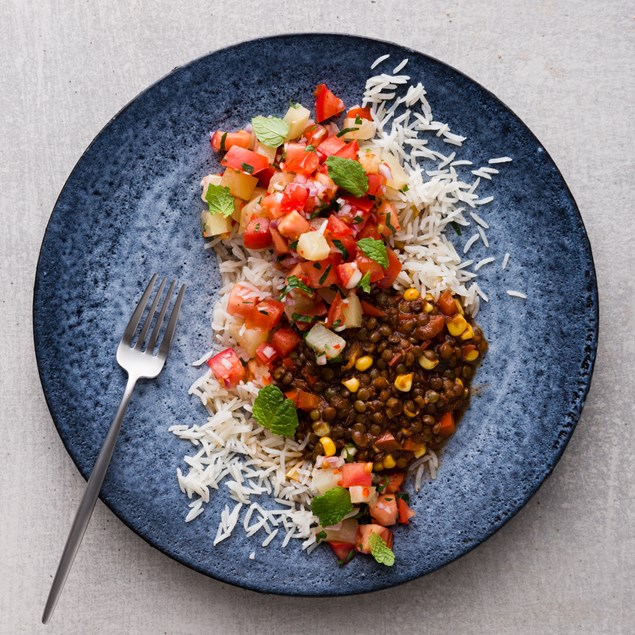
[{"xmin": 42, "ymin": 375, "xmax": 137, "ymax": 624}]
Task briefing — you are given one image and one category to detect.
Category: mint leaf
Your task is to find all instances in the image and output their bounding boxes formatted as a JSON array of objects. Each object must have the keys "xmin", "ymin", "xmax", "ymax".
[
  {"xmin": 252, "ymin": 116, "xmax": 289, "ymax": 148},
  {"xmin": 358, "ymin": 271, "xmax": 371, "ymax": 293},
  {"xmin": 368, "ymin": 532, "xmax": 395, "ymax": 566},
  {"xmin": 252, "ymin": 385, "xmax": 298, "ymax": 437},
  {"xmin": 279, "ymin": 275, "xmax": 313, "ymax": 299},
  {"xmin": 311, "ymin": 487, "xmax": 353, "ymax": 527},
  {"xmin": 357, "ymin": 238, "xmax": 388, "ymax": 268},
  {"xmin": 325, "ymin": 156, "xmax": 368, "ymax": 197},
  {"xmin": 205, "ymin": 184, "xmax": 234, "ymax": 218}
]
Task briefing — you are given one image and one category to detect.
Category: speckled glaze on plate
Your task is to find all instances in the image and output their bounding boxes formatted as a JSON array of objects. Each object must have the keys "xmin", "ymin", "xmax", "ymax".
[{"xmin": 34, "ymin": 34, "xmax": 598, "ymax": 595}]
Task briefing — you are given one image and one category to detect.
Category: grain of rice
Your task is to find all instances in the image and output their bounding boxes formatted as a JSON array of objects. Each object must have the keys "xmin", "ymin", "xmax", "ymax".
[
  {"xmin": 261, "ymin": 528, "xmax": 279, "ymax": 547},
  {"xmin": 502, "ymin": 252, "xmax": 510, "ymax": 269},
  {"xmin": 506, "ymin": 290, "xmax": 527, "ymax": 299},
  {"xmin": 474, "ymin": 257, "xmax": 496, "ymax": 271},
  {"xmin": 488, "ymin": 156, "xmax": 512, "ymax": 164},
  {"xmin": 469, "ymin": 211, "xmax": 490, "ymax": 229},
  {"xmin": 392, "ymin": 58, "xmax": 409, "ymax": 73},
  {"xmin": 477, "ymin": 225, "xmax": 490, "ymax": 247}
]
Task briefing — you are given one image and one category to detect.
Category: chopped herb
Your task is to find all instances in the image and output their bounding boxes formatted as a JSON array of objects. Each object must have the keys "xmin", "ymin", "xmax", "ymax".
[
  {"xmin": 292, "ymin": 312, "xmax": 315, "ymax": 323},
  {"xmin": 311, "ymin": 487, "xmax": 353, "ymax": 527},
  {"xmin": 368, "ymin": 532, "xmax": 395, "ymax": 566},
  {"xmin": 450, "ymin": 221, "xmax": 462, "ymax": 236},
  {"xmin": 332, "ymin": 239, "xmax": 350, "ymax": 260},
  {"xmin": 352, "ymin": 215, "xmax": 364, "ymax": 224},
  {"xmin": 306, "ymin": 145, "xmax": 315, "ymax": 152},
  {"xmin": 313, "ymin": 262, "xmax": 321, "ymax": 270},
  {"xmin": 336, "ymin": 127, "xmax": 360, "ymax": 138},
  {"xmin": 259, "ymin": 310, "xmax": 269, "ymax": 316},
  {"xmin": 289, "ymin": 240, "xmax": 299, "ymax": 250},
  {"xmin": 357, "ymin": 237, "xmax": 388, "ymax": 268},
  {"xmin": 252, "ymin": 385, "xmax": 299, "ymax": 438},
  {"xmin": 354, "ymin": 115, "xmax": 363, "ymax": 125},
  {"xmin": 358, "ymin": 271, "xmax": 371, "ymax": 293},
  {"xmin": 205, "ymin": 184, "xmax": 234, "ymax": 218},
  {"xmin": 241, "ymin": 162, "xmax": 254, "ymax": 174},
  {"xmin": 325, "ymin": 156, "xmax": 369, "ymax": 198},
  {"xmin": 251, "ymin": 115, "xmax": 289, "ymax": 148},
  {"xmin": 318, "ymin": 263, "xmax": 333, "ymax": 285},
  {"xmin": 316, "ymin": 530, "xmax": 327, "ymax": 542},
  {"xmin": 338, "ymin": 549, "xmax": 356, "ymax": 566},
  {"xmin": 289, "ymin": 100, "xmax": 300, "ymax": 109},
  {"xmin": 396, "ymin": 492, "xmax": 410, "ymax": 503},
  {"xmin": 399, "ymin": 184, "xmax": 409, "ymax": 192},
  {"xmin": 220, "ymin": 132, "xmax": 228, "ymax": 152},
  {"xmin": 279, "ymin": 275, "xmax": 313, "ymax": 299}
]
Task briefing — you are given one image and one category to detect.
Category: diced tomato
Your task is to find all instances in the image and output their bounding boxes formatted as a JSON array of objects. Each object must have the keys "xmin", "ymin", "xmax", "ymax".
[
  {"xmin": 245, "ymin": 298, "xmax": 284, "ymax": 330},
  {"xmin": 243, "ymin": 217, "xmax": 272, "ymax": 250},
  {"xmin": 277, "ymin": 210, "xmax": 311, "ymax": 240},
  {"xmin": 210, "ymin": 130, "xmax": 251, "ymax": 152},
  {"xmin": 303, "ymin": 124, "xmax": 328, "ymax": 146},
  {"xmin": 296, "ymin": 389, "xmax": 321, "ymax": 411},
  {"xmin": 369, "ymin": 494, "xmax": 399, "ymax": 527},
  {"xmin": 257, "ymin": 166, "xmax": 277, "ymax": 189},
  {"xmin": 375, "ymin": 247, "xmax": 402, "ymax": 289},
  {"xmin": 271, "ymin": 328, "xmax": 301, "ymax": 356},
  {"xmin": 325, "ymin": 293, "xmax": 345, "ymax": 329},
  {"xmin": 260, "ymin": 193, "xmax": 284, "ymax": 219},
  {"xmin": 341, "ymin": 462, "xmax": 373, "ymax": 488},
  {"xmin": 438, "ymin": 289, "xmax": 458, "ymax": 316},
  {"xmin": 356, "ymin": 524, "xmax": 394, "ymax": 554},
  {"xmin": 437, "ymin": 411, "xmax": 456, "ymax": 438},
  {"xmin": 377, "ymin": 201, "xmax": 400, "ymax": 237},
  {"xmin": 280, "ymin": 183, "xmax": 309, "ymax": 214},
  {"xmin": 246, "ymin": 358, "xmax": 272, "ymax": 386},
  {"xmin": 382, "ymin": 472, "xmax": 405, "ymax": 494},
  {"xmin": 397, "ymin": 498, "xmax": 416, "ymax": 524},
  {"xmin": 326, "ymin": 214, "xmax": 354, "ymax": 238},
  {"xmin": 360, "ymin": 300, "xmax": 386, "ymax": 317},
  {"xmin": 418, "ymin": 314, "xmax": 446, "ymax": 339},
  {"xmin": 402, "ymin": 439, "xmax": 426, "ymax": 454},
  {"xmin": 207, "ymin": 348, "xmax": 245, "ymax": 388},
  {"xmin": 333, "ymin": 140, "xmax": 359, "ymax": 160},
  {"xmin": 282, "ymin": 143, "xmax": 320, "ymax": 175},
  {"xmin": 227, "ymin": 284, "xmax": 258, "ymax": 319},
  {"xmin": 341, "ymin": 195, "xmax": 374, "ymax": 214},
  {"xmin": 270, "ymin": 227, "xmax": 289, "ymax": 255},
  {"xmin": 375, "ymin": 432, "xmax": 402, "ymax": 452},
  {"xmin": 327, "ymin": 541, "xmax": 356, "ymax": 564},
  {"xmin": 357, "ymin": 221, "xmax": 382, "ymax": 240},
  {"xmin": 346, "ymin": 106, "xmax": 372, "ymax": 121},
  {"xmin": 221, "ymin": 145, "xmax": 269, "ymax": 175},
  {"xmin": 314, "ymin": 84, "xmax": 345, "ymax": 123},
  {"xmin": 336, "ymin": 262, "xmax": 362, "ymax": 289},
  {"xmin": 300, "ymin": 258, "xmax": 338, "ymax": 288},
  {"xmin": 355, "ymin": 254, "xmax": 385, "ymax": 283},
  {"xmin": 316, "ymin": 136, "xmax": 346, "ymax": 161},
  {"xmin": 255, "ymin": 343, "xmax": 279, "ymax": 365},
  {"xmin": 367, "ymin": 173, "xmax": 387, "ymax": 197}
]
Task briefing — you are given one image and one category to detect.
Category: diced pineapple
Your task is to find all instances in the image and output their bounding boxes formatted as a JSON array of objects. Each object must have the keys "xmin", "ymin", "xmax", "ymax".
[
  {"xmin": 200, "ymin": 174, "xmax": 222, "ymax": 201},
  {"xmin": 381, "ymin": 152, "xmax": 409, "ymax": 190},
  {"xmin": 221, "ymin": 168, "xmax": 258, "ymax": 200},
  {"xmin": 229, "ymin": 321, "xmax": 268, "ymax": 357},
  {"xmin": 340, "ymin": 293, "xmax": 363, "ymax": 330},
  {"xmin": 358, "ymin": 150, "xmax": 381, "ymax": 174},
  {"xmin": 341, "ymin": 117, "xmax": 376, "ymax": 141},
  {"xmin": 254, "ymin": 141, "xmax": 277, "ymax": 163},
  {"xmin": 305, "ymin": 323, "xmax": 346, "ymax": 360},
  {"xmin": 297, "ymin": 231, "xmax": 330, "ymax": 261},
  {"xmin": 201, "ymin": 210, "xmax": 232, "ymax": 237},
  {"xmin": 238, "ymin": 188, "xmax": 267, "ymax": 234},
  {"xmin": 283, "ymin": 103, "xmax": 311, "ymax": 140}
]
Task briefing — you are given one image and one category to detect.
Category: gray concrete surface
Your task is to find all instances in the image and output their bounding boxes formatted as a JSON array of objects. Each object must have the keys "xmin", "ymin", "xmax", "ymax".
[{"xmin": 1, "ymin": 1, "xmax": 633, "ymax": 633}]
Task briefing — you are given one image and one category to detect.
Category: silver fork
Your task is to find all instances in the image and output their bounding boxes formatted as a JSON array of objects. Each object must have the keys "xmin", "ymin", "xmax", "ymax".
[{"xmin": 42, "ymin": 274, "xmax": 186, "ymax": 624}]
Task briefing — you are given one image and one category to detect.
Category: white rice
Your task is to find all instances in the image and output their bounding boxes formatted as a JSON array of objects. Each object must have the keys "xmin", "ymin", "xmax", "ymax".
[
  {"xmin": 502, "ymin": 252, "xmax": 510, "ymax": 269},
  {"xmin": 170, "ymin": 55, "xmax": 514, "ymax": 551},
  {"xmin": 506, "ymin": 290, "xmax": 527, "ymax": 299}
]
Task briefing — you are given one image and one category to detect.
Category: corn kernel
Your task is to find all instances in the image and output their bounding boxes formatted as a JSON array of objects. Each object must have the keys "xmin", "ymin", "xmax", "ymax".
[
  {"xmin": 456, "ymin": 378, "xmax": 464, "ymax": 387},
  {"xmin": 394, "ymin": 372, "xmax": 414, "ymax": 392},
  {"xmin": 286, "ymin": 465, "xmax": 302, "ymax": 482},
  {"xmin": 464, "ymin": 349, "xmax": 480, "ymax": 362},
  {"xmin": 373, "ymin": 461, "xmax": 384, "ymax": 472},
  {"xmin": 423, "ymin": 301, "xmax": 434, "ymax": 313},
  {"xmin": 460, "ymin": 323, "xmax": 474, "ymax": 340},
  {"xmin": 403, "ymin": 288, "xmax": 420, "ymax": 301},
  {"xmin": 355, "ymin": 356, "xmax": 373, "ymax": 372},
  {"xmin": 413, "ymin": 444, "xmax": 427, "ymax": 459},
  {"xmin": 319, "ymin": 436, "xmax": 336, "ymax": 457},
  {"xmin": 425, "ymin": 293, "xmax": 434, "ymax": 301},
  {"xmin": 312, "ymin": 421, "xmax": 331, "ymax": 437},
  {"xmin": 419, "ymin": 355, "xmax": 439, "ymax": 370},
  {"xmin": 447, "ymin": 314, "xmax": 468, "ymax": 336},
  {"xmin": 383, "ymin": 454, "xmax": 396, "ymax": 469},
  {"xmin": 454, "ymin": 299, "xmax": 464, "ymax": 315},
  {"xmin": 342, "ymin": 377, "xmax": 360, "ymax": 393}
]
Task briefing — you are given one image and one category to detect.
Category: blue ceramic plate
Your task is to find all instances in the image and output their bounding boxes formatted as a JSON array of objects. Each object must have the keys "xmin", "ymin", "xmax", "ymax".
[{"xmin": 34, "ymin": 34, "xmax": 598, "ymax": 595}]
